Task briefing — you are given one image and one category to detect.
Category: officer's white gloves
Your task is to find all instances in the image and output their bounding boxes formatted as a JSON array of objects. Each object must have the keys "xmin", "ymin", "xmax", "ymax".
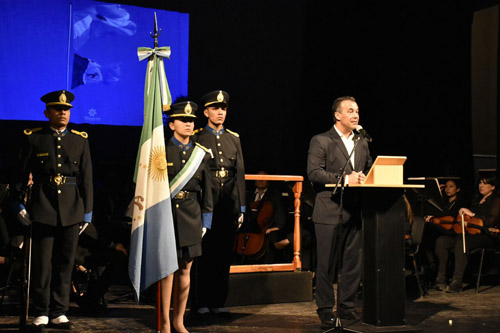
[
  {"xmin": 237, "ymin": 213, "xmax": 244, "ymax": 230},
  {"xmin": 202, "ymin": 227, "xmax": 207, "ymax": 238},
  {"xmin": 17, "ymin": 209, "xmax": 32, "ymax": 226}
]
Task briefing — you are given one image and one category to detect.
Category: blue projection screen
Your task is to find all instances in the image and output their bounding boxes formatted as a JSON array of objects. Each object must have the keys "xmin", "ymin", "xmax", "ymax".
[{"xmin": 0, "ymin": 0, "xmax": 189, "ymax": 126}]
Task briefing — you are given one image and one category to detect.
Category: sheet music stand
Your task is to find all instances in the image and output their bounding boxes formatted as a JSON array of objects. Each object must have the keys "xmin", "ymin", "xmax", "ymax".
[{"xmin": 407, "ymin": 176, "xmax": 462, "ymax": 217}]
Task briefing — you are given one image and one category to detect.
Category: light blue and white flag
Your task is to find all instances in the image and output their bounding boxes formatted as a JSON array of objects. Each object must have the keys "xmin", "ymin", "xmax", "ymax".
[{"xmin": 128, "ymin": 44, "xmax": 177, "ymax": 301}]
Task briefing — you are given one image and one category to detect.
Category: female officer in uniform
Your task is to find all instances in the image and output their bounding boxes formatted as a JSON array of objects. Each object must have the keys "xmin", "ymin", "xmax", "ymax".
[{"xmin": 160, "ymin": 101, "xmax": 213, "ymax": 333}]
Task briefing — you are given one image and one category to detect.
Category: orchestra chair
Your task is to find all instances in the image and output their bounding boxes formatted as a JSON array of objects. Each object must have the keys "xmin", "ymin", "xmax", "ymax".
[
  {"xmin": 0, "ymin": 236, "xmax": 25, "ymax": 311},
  {"xmin": 405, "ymin": 215, "xmax": 426, "ymax": 298},
  {"xmin": 472, "ymin": 247, "xmax": 500, "ymax": 293}
]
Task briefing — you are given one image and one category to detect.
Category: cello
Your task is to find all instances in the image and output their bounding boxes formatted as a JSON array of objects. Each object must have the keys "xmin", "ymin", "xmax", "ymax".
[{"xmin": 234, "ymin": 197, "xmax": 274, "ymax": 260}]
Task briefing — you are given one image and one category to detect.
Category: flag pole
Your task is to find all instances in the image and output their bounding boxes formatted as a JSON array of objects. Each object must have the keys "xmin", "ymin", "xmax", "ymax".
[
  {"xmin": 150, "ymin": 13, "xmax": 163, "ymax": 333},
  {"xmin": 156, "ymin": 282, "xmax": 162, "ymax": 333},
  {"xmin": 151, "ymin": 12, "xmax": 161, "ymax": 48}
]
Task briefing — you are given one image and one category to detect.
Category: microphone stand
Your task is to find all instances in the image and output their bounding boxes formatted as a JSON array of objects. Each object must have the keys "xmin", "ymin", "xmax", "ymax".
[{"xmin": 326, "ymin": 135, "xmax": 363, "ymax": 333}]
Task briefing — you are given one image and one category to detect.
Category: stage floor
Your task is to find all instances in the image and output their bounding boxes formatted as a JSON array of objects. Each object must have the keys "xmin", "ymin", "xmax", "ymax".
[{"xmin": 1, "ymin": 280, "xmax": 500, "ymax": 332}]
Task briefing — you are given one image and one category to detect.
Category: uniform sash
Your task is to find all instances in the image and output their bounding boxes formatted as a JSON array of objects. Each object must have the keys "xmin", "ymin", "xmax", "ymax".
[{"xmin": 169, "ymin": 145, "xmax": 206, "ymax": 197}]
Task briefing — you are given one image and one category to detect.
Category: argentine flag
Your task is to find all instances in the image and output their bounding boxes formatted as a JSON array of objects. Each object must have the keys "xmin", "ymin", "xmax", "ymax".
[{"xmin": 129, "ymin": 45, "xmax": 177, "ymax": 301}]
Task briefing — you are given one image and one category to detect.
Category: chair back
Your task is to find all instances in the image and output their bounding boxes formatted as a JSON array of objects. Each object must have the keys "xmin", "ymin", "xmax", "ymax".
[{"xmin": 410, "ymin": 216, "xmax": 426, "ymax": 246}]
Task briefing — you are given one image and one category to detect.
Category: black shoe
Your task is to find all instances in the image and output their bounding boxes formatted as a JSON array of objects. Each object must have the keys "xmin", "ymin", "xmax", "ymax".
[
  {"xmin": 77, "ymin": 294, "xmax": 107, "ymax": 315},
  {"xmin": 339, "ymin": 310, "xmax": 360, "ymax": 321},
  {"xmin": 48, "ymin": 321, "xmax": 75, "ymax": 330},
  {"xmin": 49, "ymin": 315, "xmax": 75, "ymax": 330},
  {"xmin": 29, "ymin": 324, "xmax": 46, "ymax": 332},
  {"xmin": 432, "ymin": 277, "xmax": 447, "ymax": 291},
  {"xmin": 316, "ymin": 308, "xmax": 334, "ymax": 328},
  {"xmin": 445, "ymin": 280, "xmax": 462, "ymax": 293}
]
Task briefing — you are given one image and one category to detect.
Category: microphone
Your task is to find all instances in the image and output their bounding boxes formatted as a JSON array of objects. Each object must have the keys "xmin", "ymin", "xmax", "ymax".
[{"xmin": 355, "ymin": 125, "xmax": 373, "ymax": 142}]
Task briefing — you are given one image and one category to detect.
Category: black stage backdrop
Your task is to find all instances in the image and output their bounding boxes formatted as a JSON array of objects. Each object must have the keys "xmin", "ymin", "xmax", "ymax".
[{"xmin": 1, "ymin": 0, "xmax": 486, "ymax": 190}]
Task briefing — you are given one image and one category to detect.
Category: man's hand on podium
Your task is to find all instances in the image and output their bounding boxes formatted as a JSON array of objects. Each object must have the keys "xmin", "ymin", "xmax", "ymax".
[{"xmin": 348, "ymin": 171, "xmax": 366, "ymax": 184}]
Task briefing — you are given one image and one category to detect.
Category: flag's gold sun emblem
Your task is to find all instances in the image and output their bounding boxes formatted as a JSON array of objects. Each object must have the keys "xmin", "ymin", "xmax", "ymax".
[{"xmin": 149, "ymin": 146, "xmax": 168, "ymax": 182}]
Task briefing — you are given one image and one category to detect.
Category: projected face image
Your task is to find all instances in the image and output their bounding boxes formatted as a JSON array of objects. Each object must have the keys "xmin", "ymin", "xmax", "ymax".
[
  {"xmin": 204, "ymin": 106, "xmax": 227, "ymax": 128},
  {"xmin": 44, "ymin": 107, "xmax": 71, "ymax": 130},
  {"xmin": 1, "ymin": 1, "xmax": 189, "ymax": 125}
]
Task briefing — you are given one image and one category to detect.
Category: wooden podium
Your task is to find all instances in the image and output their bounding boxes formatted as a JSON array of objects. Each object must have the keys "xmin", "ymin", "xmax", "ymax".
[{"xmin": 329, "ymin": 156, "xmax": 424, "ymax": 328}]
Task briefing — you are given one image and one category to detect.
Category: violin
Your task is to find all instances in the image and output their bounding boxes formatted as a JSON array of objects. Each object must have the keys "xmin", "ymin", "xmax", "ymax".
[
  {"xmin": 429, "ymin": 216, "xmax": 455, "ymax": 230},
  {"xmin": 234, "ymin": 199, "xmax": 274, "ymax": 260},
  {"xmin": 429, "ymin": 215, "xmax": 487, "ymax": 235},
  {"xmin": 453, "ymin": 214, "xmax": 483, "ymax": 235}
]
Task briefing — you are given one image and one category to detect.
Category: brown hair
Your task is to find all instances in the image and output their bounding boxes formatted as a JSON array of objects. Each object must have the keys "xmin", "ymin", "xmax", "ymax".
[{"xmin": 332, "ymin": 96, "xmax": 356, "ymax": 121}]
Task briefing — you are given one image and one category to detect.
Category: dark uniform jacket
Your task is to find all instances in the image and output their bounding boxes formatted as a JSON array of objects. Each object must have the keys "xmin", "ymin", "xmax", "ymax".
[
  {"xmin": 12, "ymin": 126, "xmax": 93, "ymax": 226},
  {"xmin": 194, "ymin": 126, "xmax": 246, "ymax": 216},
  {"xmin": 307, "ymin": 126, "xmax": 372, "ymax": 225},
  {"xmin": 167, "ymin": 138, "xmax": 213, "ymax": 248}
]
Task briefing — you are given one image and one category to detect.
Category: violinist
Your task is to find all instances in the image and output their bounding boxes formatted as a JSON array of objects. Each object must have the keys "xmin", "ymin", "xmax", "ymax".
[
  {"xmin": 422, "ymin": 179, "xmax": 468, "ymax": 288},
  {"xmin": 435, "ymin": 175, "xmax": 500, "ymax": 293}
]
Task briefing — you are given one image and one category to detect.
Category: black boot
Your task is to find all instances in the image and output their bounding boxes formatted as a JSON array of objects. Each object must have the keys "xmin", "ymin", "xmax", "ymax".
[{"xmin": 446, "ymin": 279, "xmax": 462, "ymax": 293}]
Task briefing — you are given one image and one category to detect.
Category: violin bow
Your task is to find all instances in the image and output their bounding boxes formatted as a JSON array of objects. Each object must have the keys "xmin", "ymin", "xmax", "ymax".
[{"xmin": 461, "ymin": 214, "xmax": 466, "ymax": 253}]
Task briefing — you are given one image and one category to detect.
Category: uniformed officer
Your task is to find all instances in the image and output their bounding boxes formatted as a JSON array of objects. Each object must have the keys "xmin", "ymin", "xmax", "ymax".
[
  {"xmin": 191, "ymin": 90, "xmax": 246, "ymax": 314},
  {"xmin": 11, "ymin": 90, "xmax": 93, "ymax": 330},
  {"xmin": 160, "ymin": 101, "xmax": 213, "ymax": 333}
]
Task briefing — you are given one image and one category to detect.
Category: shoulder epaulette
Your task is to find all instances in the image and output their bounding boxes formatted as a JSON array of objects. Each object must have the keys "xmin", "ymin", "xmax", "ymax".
[
  {"xmin": 195, "ymin": 142, "xmax": 214, "ymax": 158},
  {"xmin": 24, "ymin": 127, "xmax": 42, "ymax": 136},
  {"xmin": 71, "ymin": 129, "xmax": 89, "ymax": 138},
  {"xmin": 192, "ymin": 128, "xmax": 204, "ymax": 135},
  {"xmin": 226, "ymin": 129, "xmax": 239, "ymax": 137},
  {"xmin": 195, "ymin": 142, "xmax": 210, "ymax": 153}
]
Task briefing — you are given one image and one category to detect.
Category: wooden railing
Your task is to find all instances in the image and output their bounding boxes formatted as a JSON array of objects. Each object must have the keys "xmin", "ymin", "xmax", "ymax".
[{"xmin": 229, "ymin": 174, "xmax": 304, "ymax": 274}]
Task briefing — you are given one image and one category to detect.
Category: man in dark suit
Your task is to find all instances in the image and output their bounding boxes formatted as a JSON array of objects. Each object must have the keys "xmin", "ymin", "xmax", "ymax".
[
  {"xmin": 307, "ymin": 96, "xmax": 372, "ymax": 328},
  {"xmin": 11, "ymin": 90, "xmax": 93, "ymax": 330},
  {"xmin": 191, "ymin": 90, "xmax": 246, "ymax": 314}
]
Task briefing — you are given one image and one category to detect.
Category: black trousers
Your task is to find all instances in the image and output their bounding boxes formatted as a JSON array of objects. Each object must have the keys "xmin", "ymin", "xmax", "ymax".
[
  {"xmin": 31, "ymin": 222, "xmax": 79, "ymax": 317},
  {"xmin": 435, "ymin": 233, "xmax": 498, "ymax": 282},
  {"xmin": 314, "ymin": 221, "xmax": 362, "ymax": 313},
  {"xmin": 192, "ymin": 197, "xmax": 236, "ymax": 309}
]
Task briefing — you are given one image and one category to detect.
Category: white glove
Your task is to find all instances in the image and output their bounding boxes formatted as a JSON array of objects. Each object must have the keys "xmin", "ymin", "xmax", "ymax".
[
  {"xmin": 17, "ymin": 209, "xmax": 32, "ymax": 226},
  {"xmin": 202, "ymin": 227, "xmax": 207, "ymax": 238},
  {"xmin": 237, "ymin": 213, "xmax": 244, "ymax": 230},
  {"xmin": 79, "ymin": 222, "xmax": 90, "ymax": 235}
]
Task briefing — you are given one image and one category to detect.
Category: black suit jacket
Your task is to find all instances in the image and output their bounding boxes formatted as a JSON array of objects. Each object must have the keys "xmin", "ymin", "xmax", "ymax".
[{"xmin": 307, "ymin": 126, "xmax": 372, "ymax": 225}]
